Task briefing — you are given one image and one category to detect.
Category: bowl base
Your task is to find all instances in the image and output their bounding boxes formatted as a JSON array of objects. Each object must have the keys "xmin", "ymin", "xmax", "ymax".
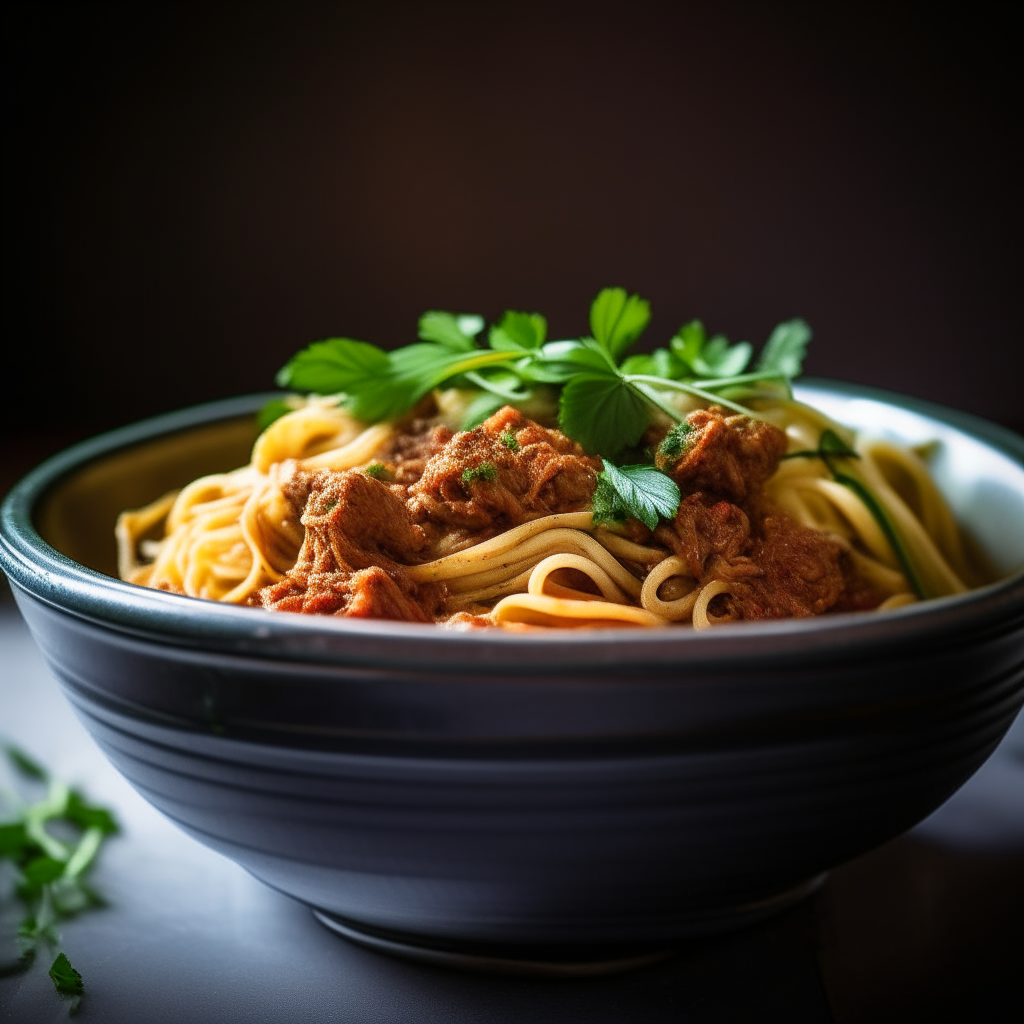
[{"xmin": 312, "ymin": 875, "xmax": 825, "ymax": 978}]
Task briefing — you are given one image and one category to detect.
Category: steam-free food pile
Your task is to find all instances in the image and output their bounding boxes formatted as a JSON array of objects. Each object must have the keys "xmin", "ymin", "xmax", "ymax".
[{"xmin": 117, "ymin": 289, "xmax": 982, "ymax": 629}]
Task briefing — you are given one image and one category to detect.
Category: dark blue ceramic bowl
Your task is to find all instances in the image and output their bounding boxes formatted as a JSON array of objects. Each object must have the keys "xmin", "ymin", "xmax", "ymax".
[{"xmin": 2, "ymin": 382, "xmax": 1023, "ymax": 974}]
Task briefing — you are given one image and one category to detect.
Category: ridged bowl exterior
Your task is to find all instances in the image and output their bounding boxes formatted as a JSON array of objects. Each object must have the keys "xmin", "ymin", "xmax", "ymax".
[{"xmin": 2, "ymin": 383, "xmax": 1023, "ymax": 947}]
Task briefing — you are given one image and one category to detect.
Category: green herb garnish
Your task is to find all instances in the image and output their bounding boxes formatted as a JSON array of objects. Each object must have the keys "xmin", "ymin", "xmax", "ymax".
[
  {"xmin": 657, "ymin": 422, "xmax": 693, "ymax": 460},
  {"xmin": 593, "ymin": 461, "xmax": 681, "ymax": 531},
  {"xmin": 267, "ymin": 288, "xmax": 811, "ymax": 466},
  {"xmin": 500, "ymin": 430, "xmax": 520, "ymax": 451},
  {"xmin": 2, "ymin": 745, "xmax": 118, "ymax": 1014},
  {"xmin": 363, "ymin": 463, "xmax": 391, "ymax": 481},
  {"xmin": 461, "ymin": 463, "xmax": 497, "ymax": 486},
  {"xmin": 48, "ymin": 952, "xmax": 84, "ymax": 997}
]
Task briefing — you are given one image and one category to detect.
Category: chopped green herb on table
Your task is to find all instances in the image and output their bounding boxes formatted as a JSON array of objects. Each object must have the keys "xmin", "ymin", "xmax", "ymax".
[{"xmin": 1, "ymin": 744, "xmax": 119, "ymax": 1015}]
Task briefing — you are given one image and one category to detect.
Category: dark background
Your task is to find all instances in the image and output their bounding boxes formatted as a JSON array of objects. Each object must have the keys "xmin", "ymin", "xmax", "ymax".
[{"xmin": 5, "ymin": 1, "xmax": 1021, "ymax": 494}]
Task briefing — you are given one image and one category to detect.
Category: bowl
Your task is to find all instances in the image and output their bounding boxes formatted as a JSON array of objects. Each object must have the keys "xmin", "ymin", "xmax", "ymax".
[{"xmin": 2, "ymin": 380, "xmax": 1023, "ymax": 975}]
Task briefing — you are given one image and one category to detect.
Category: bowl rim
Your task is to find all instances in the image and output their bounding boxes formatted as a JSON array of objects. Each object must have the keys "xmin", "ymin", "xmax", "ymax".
[{"xmin": 2, "ymin": 379, "xmax": 1022, "ymax": 669}]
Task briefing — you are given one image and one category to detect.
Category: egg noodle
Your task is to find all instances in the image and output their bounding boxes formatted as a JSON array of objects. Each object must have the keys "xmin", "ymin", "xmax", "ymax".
[{"xmin": 116, "ymin": 395, "xmax": 978, "ymax": 629}]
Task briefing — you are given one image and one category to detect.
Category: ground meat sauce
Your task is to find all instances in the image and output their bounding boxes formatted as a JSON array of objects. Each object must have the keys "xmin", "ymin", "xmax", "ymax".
[{"xmin": 251, "ymin": 404, "xmax": 883, "ymax": 624}]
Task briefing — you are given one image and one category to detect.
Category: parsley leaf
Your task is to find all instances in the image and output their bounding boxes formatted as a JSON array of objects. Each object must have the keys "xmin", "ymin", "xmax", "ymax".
[
  {"xmin": 267, "ymin": 289, "xmax": 815, "ymax": 459},
  {"xmin": 5, "ymin": 745, "xmax": 48, "ymax": 780},
  {"xmin": 657, "ymin": 422, "xmax": 693, "ymax": 460},
  {"xmin": 3, "ymin": 748, "xmax": 118, "ymax": 1012},
  {"xmin": 378, "ymin": 346, "xmax": 520, "ymax": 422},
  {"xmin": 670, "ymin": 320, "xmax": 753, "ymax": 378},
  {"xmin": 526, "ymin": 339, "xmax": 618, "ymax": 383},
  {"xmin": 0, "ymin": 822, "xmax": 28, "ymax": 859},
  {"xmin": 23, "ymin": 856, "xmax": 66, "ymax": 885},
  {"xmin": 589, "ymin": 287, "xmax": 651, "ymax": 360},
  {"xmin": 418, "ymin": 311, "xmax": 483, "ymax": 351},
  {"xmin": 462, "ymin": 368, "xmax": 531, "ymax": 401},
  {"xmin": 595, "ymin": 461, "xmax": 681, "ymax": 530},
  {"xmin": 461, "ymin": 462, "xmax": 497, "ymax": 485},
  {"xmin": 460, "ymin": 391, "xmax": 506, "ymax": 429},
  {"xmin": 756, "ymin": 318, "xmax": 811, "ymax": 377},
  {"xmin": 276, "ymin": 338, "xmax": 390, "ymax": 394},
  {"xmin": 489, "ymin": 310, "xmax": 547, "ymax": 352},
  {"xmin": 700, "ymin": 334, "xmax": 753, "ymax": 377},
  {"xmin": 620, "ymin": 348, "xmax": 683, "ymax": 379},
  {"xmin": 557, "ymin": 373, "xmax": 650, "ymax": 458},
  {"xmin": 49, "ymin": 952, "xmax": 84, "ymax": 997}
]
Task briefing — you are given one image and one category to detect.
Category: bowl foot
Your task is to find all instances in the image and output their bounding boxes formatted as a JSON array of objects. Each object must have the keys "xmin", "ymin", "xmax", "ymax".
[
  {"xmin": 311, "ymin": 912, "xmax": 676, "ymax": 977},
  {"xmin": 311, "ymin": 875, "xmax": 825, "ymax": 978}
]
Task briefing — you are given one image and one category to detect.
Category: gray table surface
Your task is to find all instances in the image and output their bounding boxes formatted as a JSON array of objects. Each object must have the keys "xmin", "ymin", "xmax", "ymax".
[{"xmin": 1, "ymin": 604, "xmax": 1021, "ymax": 1023}]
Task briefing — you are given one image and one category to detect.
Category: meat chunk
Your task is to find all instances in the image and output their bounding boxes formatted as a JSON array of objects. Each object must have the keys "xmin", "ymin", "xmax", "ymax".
[
  {"xmin": 653, "ymin": 493, "xmax": 751, "ymax": 579},
  {"xmin": 709, "ymin": 513, "xmax": 847, "ymax": 620},
  {"xmin": 299, "ymin": 469, "xmax": 425, "ymax": 569},
  {"xmin": 656, "ymin": 406, "xmax": 788, "ymax": 502},
  {"xmin": 379, "ymin": 420, "xmax": 455, "ymax": 486},
  {"xmin": 406, "ymin": 406, "xmax": 601, "ymax": 534},
  {"xmin": 252, "ymin": 469, "xmax": 445, "ymax": 622}
]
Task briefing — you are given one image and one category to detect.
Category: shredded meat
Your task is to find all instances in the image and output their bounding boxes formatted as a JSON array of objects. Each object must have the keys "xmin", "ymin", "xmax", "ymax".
[
  {"xmin": 648, "ymin": 407, "xmax": 879, "ymax": 621},
  {"xmin": 654, "ymin": 493, "xmax": 752, "ymax": 579},
  {"xmin": 253, "ymin": 403, "xmax": 884, "ymax": 623},
  {"xmin": 656, "ymin": 406, "xmax": 788, "ymax": 502},
  {"xmin": 406, "ymin": 406, "xmax": 600, "ymax": 535},
  {"xmin": 253, "ymin": 470, "xmax": 445, "ymax": 622},
  {"xmin": 253, "ymin": 407, "xmax": 599, "ymax": 622},
  {"xmin": 379, "ymin": 420, "xmax": 454, "ymax": 486},
  {"xmin": 711, "ymin": 513, "xmax": 847, "ymax": 620}
]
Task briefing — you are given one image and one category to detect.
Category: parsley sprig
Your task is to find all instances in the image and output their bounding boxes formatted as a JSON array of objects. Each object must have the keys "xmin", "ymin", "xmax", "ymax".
[
  {"xmin": 270, "ymin": 288, "xmax": 811, "ymax": 532},
  {"xmin": 593, "ymin": 462, "xmax": 682, "ymax": 531},
  {"xmin": 272, "ymin": 287, "xmax": 810, "ymax": 462},
  {"xmin": 2, "ymin": 745, "xmax": 118, "ymax": 1014}
]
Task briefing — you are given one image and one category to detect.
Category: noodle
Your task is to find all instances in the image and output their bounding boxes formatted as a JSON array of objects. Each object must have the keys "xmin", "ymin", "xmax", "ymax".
[{"xmin": 117, "ymin": 393, "xmax": 987, "ymax": 629}]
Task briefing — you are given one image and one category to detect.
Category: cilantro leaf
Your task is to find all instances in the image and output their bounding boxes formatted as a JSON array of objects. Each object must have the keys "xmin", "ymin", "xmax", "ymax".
[
  {"xmin": 657, "ymin": 422, "xmax": 693, "ymax": 460},
  {"xmin": 64, "ymin": 791, "xmax": 119, "ymax": 835},
  {"xmin": 669, "ymin": 320, "xmax": 706, "ymax": 371},
  {"xmin": 558, "ymin": 373, "xmax": 650, "ymax": 457},
  {"xmin": 462, "ymin": 368, "xmax": 531, "ymax": 401},
  {"xmin": 597, "ymin": 461, "xmax": 681, "ymax": 530},
  {"xmin": 699, "ymin": 334, "xmax": 753, "ymax": 376},
  {"xmin": 756, "ymin": 318, "xmax": 811, "ymax": 378},
  {"xmin": 526, "ymin": 339, "xmax": 618, "ymax": 383},
  {"xmin": 49, "ymin": 952, "xmax": 84, "ymax": 996},
  {"xmin": 461, "ymin": 462, "xmax": 497, "ymax": 485},
  {"xmin": 0, "ymin": 822, "xmax": 28, "ymax": 860},
  {"xmin": 275, "ymin": 338, "xmax": 390, "ymax": 394},
  {"xmin": 670, "ymin": 321, "xmax": 752, "ymax": 377},
  {"xmin": 342, "ymin": 372, "xmax": 418, "ymax": 422},
  {"xmin": 489, "ymin": 310, "xmax": 547, "ymax": 352},
  {"xmin": 418, "ymin": 311, "xmax": 482, "ymax": 351},
  {"xmin": 620, "ymin": 348, "xmax": 683, "ymax": 379},
  {"xmin": 343, "ymin": 346, "xmax": 520, "ymax": 424},
  {"xmin": 23, "ymin": 856, "xmax": 65, "ymax": 885},
  {"xmin": 460, "ymin": 392, "xmax": 506, "ymax": 429},
  {"xmin": 589, "ymin": 287, "xmax": 651, "ymax": 360},
  {"xmin": 5, "ymin": 746, "xmax": 48, "ymax": 781}
]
